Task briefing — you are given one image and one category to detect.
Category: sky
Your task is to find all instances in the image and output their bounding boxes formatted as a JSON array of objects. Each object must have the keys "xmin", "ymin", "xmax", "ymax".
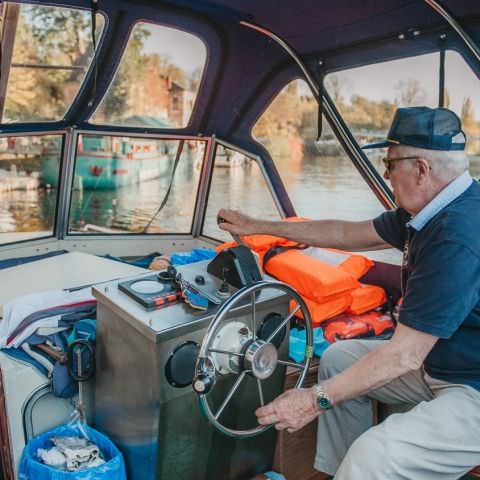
[
  {"xmin": 139, "ymin": 23, "xmax": 479, "ymax": 119},
  {"xmin": 142, "ymin": 24, "xmax": 207, "ymax": 75},
  {"xmin": 324, "ymin": 51, "xmax": 480, "ymax": 119}
]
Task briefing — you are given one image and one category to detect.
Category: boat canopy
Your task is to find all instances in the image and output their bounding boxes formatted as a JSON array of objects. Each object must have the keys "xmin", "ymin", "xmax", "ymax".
[
  {"xmin": 0, "ymin": 0, "xmax": 479, "ymax": 248},
  {"xmin": 1, "ymin": 0, "xmax": 479, "ymax": 156}
]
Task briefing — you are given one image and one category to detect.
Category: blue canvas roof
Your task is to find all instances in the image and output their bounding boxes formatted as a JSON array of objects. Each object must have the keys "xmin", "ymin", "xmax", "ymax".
[{"xmin": 6, "ymin": 0, "xmax": 480, "ymax": 152}]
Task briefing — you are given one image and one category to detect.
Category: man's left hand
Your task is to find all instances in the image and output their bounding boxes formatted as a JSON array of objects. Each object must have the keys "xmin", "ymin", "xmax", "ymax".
[{"xmin": 255, "ymin": 387, "xmax": 321, "ymax": 433}]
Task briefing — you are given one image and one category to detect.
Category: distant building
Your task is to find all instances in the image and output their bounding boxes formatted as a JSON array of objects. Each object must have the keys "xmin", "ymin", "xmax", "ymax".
[{"xmin": 127, "ymin": 57, "xmax": 193, "ymax": 127}]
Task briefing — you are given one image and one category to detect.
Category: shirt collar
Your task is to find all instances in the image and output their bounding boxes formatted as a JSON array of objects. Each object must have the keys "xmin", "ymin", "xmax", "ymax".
[{"xmin": 408, "ymin": 171, "xmax": 472, "ymax": 231}]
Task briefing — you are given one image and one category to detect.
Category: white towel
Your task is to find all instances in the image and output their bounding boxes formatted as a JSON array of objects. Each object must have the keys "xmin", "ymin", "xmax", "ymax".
[{"xmin": 0, "ymin": 287, "xmax": 94, "ymax": 348}]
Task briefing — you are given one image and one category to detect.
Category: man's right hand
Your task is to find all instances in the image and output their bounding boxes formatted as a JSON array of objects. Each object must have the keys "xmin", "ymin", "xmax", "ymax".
[{"xmin": 217, "ymin": 209, "xmax": 261, "ymax": 236}]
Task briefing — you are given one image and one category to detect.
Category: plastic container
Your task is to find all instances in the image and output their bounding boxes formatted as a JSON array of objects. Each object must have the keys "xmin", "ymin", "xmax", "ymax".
[
  {"xmin": 289, "ymin": 327, "xmax": 330, "ymax": 363},
  {"xmin": 19, "ymin": 424, "xmax": 127, "ymax": 480}
]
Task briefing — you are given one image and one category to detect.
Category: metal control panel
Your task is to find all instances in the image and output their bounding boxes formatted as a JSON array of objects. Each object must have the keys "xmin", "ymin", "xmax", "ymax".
[
  {"xmin": 92, "ymin": 260, "xmax": 280, "ymax": 343},
  {"xmin": 93, "ymin": 259, "xmax": 290, "ymax": 480}
]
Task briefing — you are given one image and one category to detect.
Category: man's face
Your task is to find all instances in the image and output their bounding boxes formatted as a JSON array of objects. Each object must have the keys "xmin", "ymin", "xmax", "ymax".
[{"xmin": 383, "ymin": 146, "xmax": 419, "ymax": 213}]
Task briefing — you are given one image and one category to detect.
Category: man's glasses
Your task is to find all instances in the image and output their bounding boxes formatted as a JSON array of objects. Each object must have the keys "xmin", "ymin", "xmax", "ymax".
[{"xmin": 382, "ymin": 155, "xmax": 418, "ymax": 175}]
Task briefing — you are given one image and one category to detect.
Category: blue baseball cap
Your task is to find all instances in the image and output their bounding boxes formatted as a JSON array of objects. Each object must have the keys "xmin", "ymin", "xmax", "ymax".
[{"xmin": 362, "ymin": 107, "xmax": 466, "ymax": 151}]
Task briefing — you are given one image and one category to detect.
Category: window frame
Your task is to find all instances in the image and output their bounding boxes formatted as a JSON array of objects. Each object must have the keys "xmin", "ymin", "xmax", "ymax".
[
  {"xmin": 0, "ymin": 130, "xmax": 66, "ymax": 247},
  {"xmin": 65, "ymin": 129, "xmax": 211, "ymax": 237},
  {"xmin": 87, "ymin": 18, "xmax": 209, "ymax": 130},
  {"xmin": 198, "ymin": 136, "xmax": 285, "ymax": 244},
  {"xmin": 0, "ymin": 130, "xmax": 285, "ymax": 247},
  {"xmin": 0, "ymin": 2, "xmax": 108, "ymax": 125}
]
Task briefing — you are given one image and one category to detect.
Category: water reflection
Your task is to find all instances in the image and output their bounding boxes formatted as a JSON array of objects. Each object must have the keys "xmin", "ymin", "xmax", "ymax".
[
  {"xmin": 274, "ymin": 153, "xmax": 387, "ymax": 221},
  {"xmin": 1, "ymin": 150, "xmax": 480, "ymax": 246},
  {"xmin": 203, "ymin": 155, "xmax": 280, "ymax": 241},
  {"xmin": 0, "ymin": 188, "xmax": 56, "ymax": 233},
  {"xmin": 69, "ymin": 151, "xmax": 200, "ymax": 233}
]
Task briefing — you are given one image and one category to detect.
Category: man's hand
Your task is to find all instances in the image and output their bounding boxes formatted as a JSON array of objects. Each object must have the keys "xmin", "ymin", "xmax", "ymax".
[
  {"xmin": 217, "ymin": 209, "xmax": 261, "ymax": 236},
  {"xmin": 255, "ymin": 387, "xmax": 321, "ymax": 433}
]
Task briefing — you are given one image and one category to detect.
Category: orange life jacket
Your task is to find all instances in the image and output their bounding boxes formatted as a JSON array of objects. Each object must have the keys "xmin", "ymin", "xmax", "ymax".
[
  {"xmin": 291, "ymin": 283, "xmax": 387, "ymax": 325},
  {"xmin": 217, "ymin": 217, "xmax": 386, "ymax": 325},
  {"xmin": 322, "ymin": 311, "xmax": 394, "ymax": 343},
  {"xmin": 348, "ymin": 283, "xmax": 387, "ymax": 315}
]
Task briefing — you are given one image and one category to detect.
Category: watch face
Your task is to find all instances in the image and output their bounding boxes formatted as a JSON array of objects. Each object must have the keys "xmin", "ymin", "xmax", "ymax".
[{"xmin": 318, "ymin": 397, "xmax": 330, "ymax": 409}]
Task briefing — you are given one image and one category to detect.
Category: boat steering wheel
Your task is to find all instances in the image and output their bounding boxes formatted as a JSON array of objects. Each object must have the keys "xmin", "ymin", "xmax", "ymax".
[{"xmin": 192, "ymin": 280, "xmax": 313, "ymax": 438}]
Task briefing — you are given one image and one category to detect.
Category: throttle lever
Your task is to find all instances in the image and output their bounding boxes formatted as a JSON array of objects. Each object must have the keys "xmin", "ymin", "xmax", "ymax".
[{"xmin": 217, "ymin": 216, "xmax": 247, "ymax": 247}]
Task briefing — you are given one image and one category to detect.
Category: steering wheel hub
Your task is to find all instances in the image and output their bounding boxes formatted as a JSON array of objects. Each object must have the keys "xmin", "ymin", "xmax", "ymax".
[{"xmin": 243, "ymin": 339, "xmax": 278, "ymax": 380}]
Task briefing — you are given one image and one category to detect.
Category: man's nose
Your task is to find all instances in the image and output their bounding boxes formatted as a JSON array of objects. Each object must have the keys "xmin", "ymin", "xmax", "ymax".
[{"xmin": 383, "ymin": 168, "xmax": 390, "ymax": 180}]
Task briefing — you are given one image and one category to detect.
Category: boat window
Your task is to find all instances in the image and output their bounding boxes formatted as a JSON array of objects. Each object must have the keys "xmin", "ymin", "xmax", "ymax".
[
  {"xmin": 252, "ymin": 79, "xmax": 386, "ymax": 221},
  {"xmin": 252, "ymin": 79, "xmax": 402, "ymax": 263},
  {"xmin": 324, "ymin": 51, "xmax": 480, "ymax": 180},
  {"xmin": 0, "ymin": 134, "xmax": 62, "ymax": 245},
  {"xmin": 90, "ymin": 23, "xmax": 206, "ymax": 128},
  {"xmin": 0, "ymin": 3, "xmax": 105, "ymax": 123},
  {"xmin": 202, "ymin": 145, "xmax": 280, "ymax": 242},
  {"xmin": 68, "ymin": 135, "xmax": 205, "ymax": 234}
]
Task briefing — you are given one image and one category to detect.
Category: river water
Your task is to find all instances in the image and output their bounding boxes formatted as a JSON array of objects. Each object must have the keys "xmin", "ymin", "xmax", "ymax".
[{"xmin": 1, "ymin": 149, "xmax": 479, "ymax": 264}]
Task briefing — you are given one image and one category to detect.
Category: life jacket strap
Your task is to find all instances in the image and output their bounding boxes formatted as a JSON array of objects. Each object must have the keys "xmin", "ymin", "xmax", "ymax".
[{"xmin": 262, "ymin": 243, "xmax": 308, "ymax": 271}]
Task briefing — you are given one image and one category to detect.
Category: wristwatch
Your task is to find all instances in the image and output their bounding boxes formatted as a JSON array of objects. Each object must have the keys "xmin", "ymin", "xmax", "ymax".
[{"xmin": 313, "ymin": 383, "xmax": 332, "ymax": 410}]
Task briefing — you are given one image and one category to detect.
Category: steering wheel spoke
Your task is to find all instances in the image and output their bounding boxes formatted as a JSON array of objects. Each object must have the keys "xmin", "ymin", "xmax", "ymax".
[
  {"xmin": 277, "ymin": 359, "xmax": 307, "ymax": 370},
  {"xmin": 265, "ymin": 303, "xmax": 300, "ymax": 344},
  {"xmin": 209, "ymin": 348, "xmax": 245, "ymax": 358},
  {"xmin": 251, "ymin": 290, "xmax": 258, "ymax": 340},
  {"xmin": 257, "ymin": 378, "xmax": 265, "ymax": 407},
  {"xmin": 214, "ymin": 371, "xmax": 246, "ymax": 420}
]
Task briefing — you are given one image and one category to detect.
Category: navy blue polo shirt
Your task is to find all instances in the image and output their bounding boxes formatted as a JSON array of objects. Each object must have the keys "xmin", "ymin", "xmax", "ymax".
[{"xmin": 373, "ymin": 176, "xmax": 480, "ymax": 389}]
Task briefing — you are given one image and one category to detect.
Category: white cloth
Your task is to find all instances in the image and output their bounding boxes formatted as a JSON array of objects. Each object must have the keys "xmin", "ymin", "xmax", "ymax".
[
  {"xmin": 37, "ymin": 447, "xmax": 66, "ymax": 469},
  {"xmin": 0, "ymin": 287, "xmax": 94, "ymax": 348},
  {"xmin": 38, "ymin": 436, "xmax": 105, "ymax": 472},
  {"xmin": 52, "ymin": 436, "xmax": 102, "ymax": 471},
  {"xmin": 304, "ymin": 247, "xmax": 349, "ymax": 266}
]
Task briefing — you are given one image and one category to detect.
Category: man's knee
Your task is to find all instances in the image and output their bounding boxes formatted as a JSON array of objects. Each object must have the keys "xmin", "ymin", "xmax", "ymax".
[{"xmin": 319, "ymin": 340, "xmax": 372, "ymax": 381}]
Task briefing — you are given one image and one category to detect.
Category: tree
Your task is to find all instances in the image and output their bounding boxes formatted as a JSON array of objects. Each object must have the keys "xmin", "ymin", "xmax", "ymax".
[
  {"xmin": 27, "ymin": 6, "xmax": 92, "ymax": 64},
  {"xmin": 325, "ymin": 74, "xmax": 350, "ymax": 108},
  {"xmin": 342, "ymin": 95, "xmax": 396, "ymax": 131},
  {"xmin": 253, "ymin": 80, "xmax": 303, "ymax": 140},
  {"xmin": 461, "ymin": 97, "xmax": 475, "ymax": 129},
  {"xmin": 101, "ymin": 26, "xmax": 151, "ymax": 121},
  {"xmin": 153, "ymin": 54, "xmax": 186, "ymax": 87},
  {"xmin": 189, "ymin": 67, "xmax": 203, "ymax": 91},
  {"xmin": 4, "ymin": 5, "xmax": 104, "ymax": 121},
  {"xmin": 394, "ymin": 79, "xmax": 427, "ymax": 106},
  {"xmin": 3, "ymin": 10, "xmax": 41, "ymax": 121}
]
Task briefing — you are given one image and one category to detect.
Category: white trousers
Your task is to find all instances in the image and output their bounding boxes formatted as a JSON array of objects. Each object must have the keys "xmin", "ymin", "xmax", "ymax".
[{"xmin": 314, "ymin": 339, "xmax": 480, "ymax": 480}]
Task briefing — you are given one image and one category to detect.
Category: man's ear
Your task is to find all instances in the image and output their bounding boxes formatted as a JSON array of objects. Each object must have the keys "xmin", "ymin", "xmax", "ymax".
[{"xmin": 416, "ymin": 157, "xmax": 431, "ymax": 184}]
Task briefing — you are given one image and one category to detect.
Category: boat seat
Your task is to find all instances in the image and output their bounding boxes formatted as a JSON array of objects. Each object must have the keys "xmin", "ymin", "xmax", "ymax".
[
  {"xmin": 0, "ymin": 252, "xmax": 147, "ymax": 478},
  {"xmin": 0, "ymin": 251, "xmax": 146, "ymax": 314}
]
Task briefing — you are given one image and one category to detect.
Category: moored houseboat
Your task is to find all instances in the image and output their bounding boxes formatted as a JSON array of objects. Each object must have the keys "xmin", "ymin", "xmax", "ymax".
[{"xmin": 41, "ymin": 134, "xmax": 173, "ymax": 189}]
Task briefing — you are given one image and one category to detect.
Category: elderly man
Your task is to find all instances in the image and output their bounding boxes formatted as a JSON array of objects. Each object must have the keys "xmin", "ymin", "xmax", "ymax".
[{"xmin": 218, "ymin": 107, "xmax": 480, "ymax": 479}]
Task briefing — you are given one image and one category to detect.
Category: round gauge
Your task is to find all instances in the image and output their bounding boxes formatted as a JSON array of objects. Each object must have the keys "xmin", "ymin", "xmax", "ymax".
[{"xmin": 130, "ymin": 280, "xmax": 165, "ymax": 294}]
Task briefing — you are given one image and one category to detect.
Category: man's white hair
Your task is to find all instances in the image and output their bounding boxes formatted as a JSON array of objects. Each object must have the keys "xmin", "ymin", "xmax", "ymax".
[{"xmin": 396, "ymin": 145, "xmax": 469, "ymax": 182}]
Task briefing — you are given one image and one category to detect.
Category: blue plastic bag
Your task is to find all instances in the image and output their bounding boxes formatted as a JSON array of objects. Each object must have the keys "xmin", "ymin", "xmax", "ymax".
[
  {"xmin": 263, "ymin": 471, "xmax": 286, "ymax": 480},
  {"xmin": 170, "ymin": 248, "xmax": 216, "ymax": 265},
  {"xmin": 289, "ymin": 327, "xmax": 330, "ymax": 363},
  {"xmin": 19, "ymin": 424, "xmax": 126, "ymax": 480}
]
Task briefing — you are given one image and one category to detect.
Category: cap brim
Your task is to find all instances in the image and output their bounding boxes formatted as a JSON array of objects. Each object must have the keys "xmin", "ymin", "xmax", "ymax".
[{"xmin": 361, "ymin": 140, "xmax": 391, "ymax": 149}]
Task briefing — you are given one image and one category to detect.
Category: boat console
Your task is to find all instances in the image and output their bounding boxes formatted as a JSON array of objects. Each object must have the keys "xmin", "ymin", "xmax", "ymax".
[{"xmin": 93, "ymin": 250, "xmax": 312, "ymax": 479}]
